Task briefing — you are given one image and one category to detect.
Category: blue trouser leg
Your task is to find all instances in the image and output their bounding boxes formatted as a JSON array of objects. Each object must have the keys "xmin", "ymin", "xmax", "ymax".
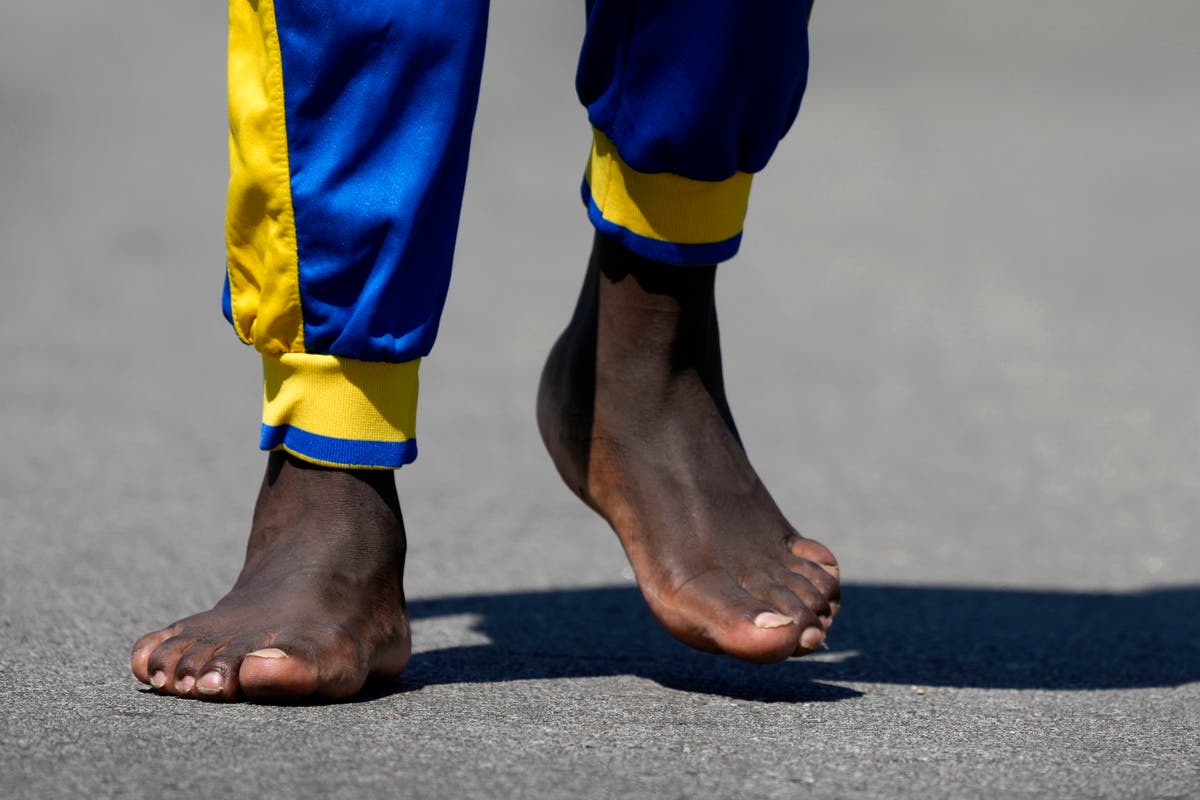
[
  {"xmin": 225, "ymin": 0, "xmax": 489, "ymax": 469},
  {"xmin": 577, "ymin": 0, "xmax": 813, "ymax": 264},
  {"xmin": 225, "ymin": 0, "xmax": 811, "ymax": 469}
]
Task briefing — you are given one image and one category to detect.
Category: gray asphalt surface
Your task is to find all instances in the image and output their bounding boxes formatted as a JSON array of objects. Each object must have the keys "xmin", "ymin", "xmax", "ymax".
[{"xmin": 2, "ymin": 2, "xmax": 1199, "ymax": 798}]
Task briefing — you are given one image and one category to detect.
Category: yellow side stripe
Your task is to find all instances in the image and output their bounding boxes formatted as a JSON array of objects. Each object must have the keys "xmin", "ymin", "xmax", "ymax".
[{"xmin": 226, "ymin": 0, "xmax": 305, "ymax": 354}]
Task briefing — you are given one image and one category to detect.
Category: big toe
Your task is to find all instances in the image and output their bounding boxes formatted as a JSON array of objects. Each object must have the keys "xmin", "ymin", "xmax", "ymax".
[
  {"xmin": 666, "ymin": 572, "xmax": 809, "ymax": 664},
  {"xmin": 236, "ymin": 647, "xmax": 324, "ymax": 701},
  {"xmin": 237, "ymin": 636, "xmax": 369, "ymax": 702}
]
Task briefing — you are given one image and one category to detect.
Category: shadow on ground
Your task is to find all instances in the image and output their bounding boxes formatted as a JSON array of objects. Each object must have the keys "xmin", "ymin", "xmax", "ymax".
[{"xmin": 398, "ymin": 584, "xmax": 1200, "ymax": 701}]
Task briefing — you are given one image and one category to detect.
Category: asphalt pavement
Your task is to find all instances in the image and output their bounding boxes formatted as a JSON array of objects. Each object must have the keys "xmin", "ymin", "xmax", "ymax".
[{"xmin": 1, "ymin": 2, "xmax": 1198, "ymax": 798}]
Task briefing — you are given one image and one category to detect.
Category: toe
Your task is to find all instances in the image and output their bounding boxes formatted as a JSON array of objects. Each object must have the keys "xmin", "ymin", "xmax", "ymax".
[
  {"xmin": 239, "ymin": 632, "xmax": 377, "ymax": 702},
  {"xmin": 172, "ymin": 639, "xmax": 228, "ymax": 698},
  {"xmin": 743, "ymin": 573, "xmax": 829, "ymax": 656},
  {"xmin": 192, "ymin": 653, "xmax": 245, "ymax": 702},
  {"xmin": 743, "ymin": 572, "xmax": 826, "ymax": 629},
  {"xmin": 668, "ymin": 572, "xmax": 802, "ymax": 664},
  {"xmin": 774, "ymin": 569, "xmax": 835, "ymax": 627},
  {"xmin": 788, "ymin": 536, "xmax": 839, "ymax": 576},
  {"xmin": 131, "ymin": 628, "xmax": 174, "ymax": 684},
  {"xmin": 145, "ymin": 635, "xmax": 197, "ymax": 695},
  {"xmin": 795, "ymin": 625, "xmax": 827, "ymax": 655},
  {"xmin": 783, "ymin": 549, "xmax": 841, "ymax": 615},
  {"xmin": 236, "ymin": 644, "xmax": 325, "ymax": 701}
]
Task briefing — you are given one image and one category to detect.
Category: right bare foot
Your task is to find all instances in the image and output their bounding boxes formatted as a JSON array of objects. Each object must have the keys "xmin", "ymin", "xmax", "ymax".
[
  {"xmin": 130, "ymin": 452, "xmax": 411, "ymax": 702},
  {"xmin": 538, "ymin": 235, "xmax": 840, "ymax": 664}
]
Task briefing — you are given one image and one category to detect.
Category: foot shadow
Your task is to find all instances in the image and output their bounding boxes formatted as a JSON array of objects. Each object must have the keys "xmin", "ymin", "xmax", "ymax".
[
  {"xmin": 400, "ymin": 583, "xmax": 1200, "ymax": 701},
  {"xmin": 811, "ymin": 583, "xmax": 1200, "ymax": 690}
]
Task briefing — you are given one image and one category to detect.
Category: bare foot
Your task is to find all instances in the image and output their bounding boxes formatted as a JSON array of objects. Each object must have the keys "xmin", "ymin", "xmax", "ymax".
[
  {"xmin": 130, "ymin": 453, "xmax": 411, "ymax": 701},
  {"xmin": 538, "ymin": 234, "xmax": 840, "ymax": 663}
]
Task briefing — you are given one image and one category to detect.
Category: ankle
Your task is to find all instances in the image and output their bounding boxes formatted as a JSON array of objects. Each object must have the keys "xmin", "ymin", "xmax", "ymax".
[
  {"xmin": 264, "ymin": 453, "xmax": 400, "ymax": 510},
  {"xmin": 592, "ymin": 233, "xmax": 716, "ymax": 294}
]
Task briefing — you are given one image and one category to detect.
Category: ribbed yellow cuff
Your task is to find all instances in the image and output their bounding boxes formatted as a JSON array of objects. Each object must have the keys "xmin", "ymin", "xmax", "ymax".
[
  {"xmin": 583, "ymin": 129, "xmax": 752, "ymax": 264},
  {"xmin": 260, "ymin": 353, "xmax": 419, "ymax": 469}
]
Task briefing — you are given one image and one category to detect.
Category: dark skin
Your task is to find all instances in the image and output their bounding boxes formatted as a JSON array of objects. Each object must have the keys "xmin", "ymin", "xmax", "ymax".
[
  {"xmin": 131, "ymin": 453, "xmax": 411, "ymax": 700},
  {"xmin": 131, "ymin": 234, "xmax": 840, "ymax": 700}
]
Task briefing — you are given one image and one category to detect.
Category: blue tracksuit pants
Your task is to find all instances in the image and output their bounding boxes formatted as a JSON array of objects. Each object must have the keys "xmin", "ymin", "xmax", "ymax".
[{"xmin": 224, "ymin": 0, "xmax": 813, "ymax": 469}]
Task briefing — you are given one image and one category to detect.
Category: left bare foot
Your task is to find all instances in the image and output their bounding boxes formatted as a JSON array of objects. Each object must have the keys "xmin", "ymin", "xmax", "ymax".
[{"xmin": 130, "ymin": 453, "xmax": 411, "ymax": 702}]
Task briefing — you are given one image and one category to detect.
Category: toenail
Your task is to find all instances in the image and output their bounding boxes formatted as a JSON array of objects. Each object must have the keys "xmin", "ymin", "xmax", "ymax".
[
  {"xmin": 150, "ymin": 671, "xmax": 167, "ymax": 689},
  {"xmin": 246, "ymin": 648, "xmax": 288, "ymax": 659},
  {"xmin": 196, "ymin": 672, "xmax": 224, "ymax": 695},
  {"xmin": 175, "ymin": 675, "xmax": 195, "ymax": 694},
  {"xmin": 800, "ymin": 626, "xmax": 826, "ymax": 650},
  {"xmin": 754, "ymin": 612, "xmax": 795, "ymax": 629}
]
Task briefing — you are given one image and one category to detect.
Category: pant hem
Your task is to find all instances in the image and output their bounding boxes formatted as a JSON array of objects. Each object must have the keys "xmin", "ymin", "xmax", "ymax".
[
  {"xmin": 260, "ymin": 424, "xmax": 418, "ymax": 470},
  {"xmin": 261, "ymin": 352, "xmax": 420, "ymax": 470},
  {"xmin": 582, "ymin": 182, "xmax": 742, "ymax": 265},
  {"xmin": 582, "ymin": 128, "xmax": 751, "ymax": 265}
]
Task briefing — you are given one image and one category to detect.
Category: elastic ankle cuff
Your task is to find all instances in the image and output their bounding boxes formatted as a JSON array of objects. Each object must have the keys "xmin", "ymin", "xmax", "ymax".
[
  {"xmin": 260, "ymin": 353, "xmax": 419, "ymax": 470},
  {"xmin": 582, "ymin": 128, "xmax": 752, "ymax": 265}
]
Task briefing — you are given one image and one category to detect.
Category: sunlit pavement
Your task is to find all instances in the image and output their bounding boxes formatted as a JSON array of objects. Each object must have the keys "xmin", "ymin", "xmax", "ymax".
[{"xmin": 1, "ymin": 3, "xmax": 1197, "ymax": 797}]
